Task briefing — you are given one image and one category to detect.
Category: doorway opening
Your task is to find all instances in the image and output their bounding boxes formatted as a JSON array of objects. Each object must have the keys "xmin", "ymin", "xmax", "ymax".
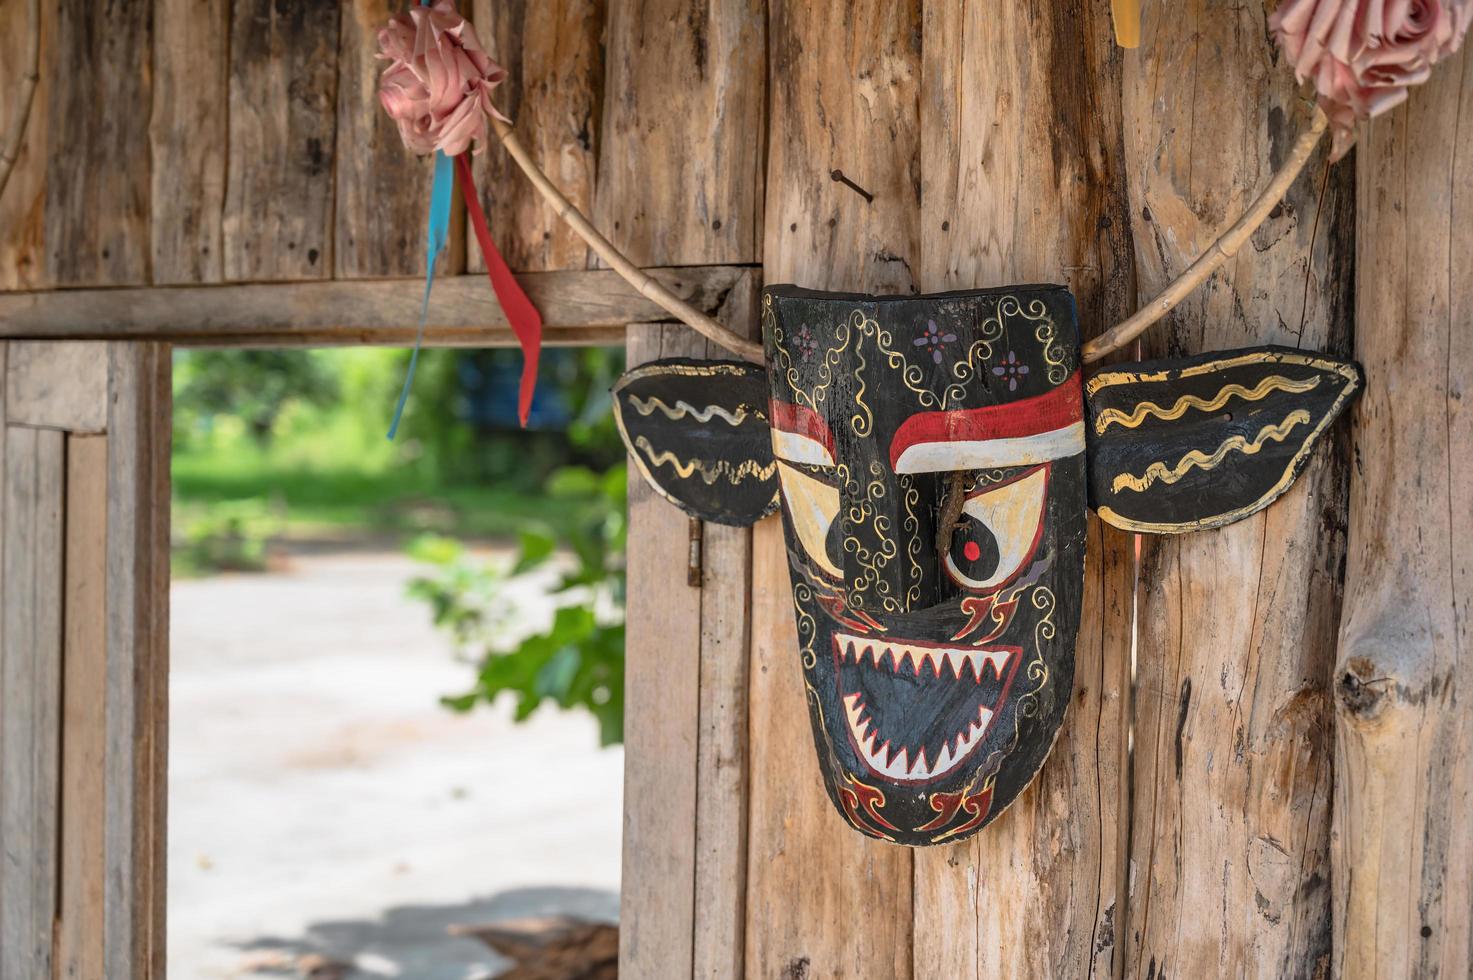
[{"xmin": 168, "ymin": 346, "xmax": 627, "ymax": 979}]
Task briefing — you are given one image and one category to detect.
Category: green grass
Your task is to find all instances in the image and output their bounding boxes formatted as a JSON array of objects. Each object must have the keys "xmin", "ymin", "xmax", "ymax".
[{"xmin": 173, "ymin": 456, "xmax": 569, "ymax": 541}]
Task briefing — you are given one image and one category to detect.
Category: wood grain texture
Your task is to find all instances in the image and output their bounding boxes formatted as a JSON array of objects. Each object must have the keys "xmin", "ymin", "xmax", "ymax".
[
  {"xmin": 224, "ymin": 0, "xmax": 339, "ymax": 281},
  {"xmin": 6, "ymin": 340, "xmax": 109, "ymax": 432},
  {"xmin": 620, "ymin": 322, "xmax": 705, "ymax": 979},
  {"xmin": 103, "ymin": 343, "xmax": 171, "ymax": 978},
  {"xmin": 603, "ymin": 4, "xmax": 766, "ymax": 973},
  {"xmin": 745, "ymin": 2, "xmax": 919, "ymax": 976},
  {"xmin": 690, "ymin": 271, "xmax": 761, "ymax": 980},
  {"xmin": 1120, "ymin": 2, "xmax": 1354, "ymax": 976},
  {"xmin": 0, "ymin": 265, "xmax": 752, "ymax": 347},
  {"xmin": 44, "ymin": 0, "xmax": 151, "ymax": 286},
  {"xmin": 0, "ymin": 424, "xmax": 65, "ymax": 980},
  {"xmin": 595, "ymin": 0, "xmax": 766, "ymax": 267},
  {"xmin": 151, "ymin": 0, "xmax": 228, "ymax": 285},
  {"xmin": 913, "ymin": 3, "xmax": 1135, "ymax": 975},
  {"xmin": 1334, "ymin": 42, "xmax": 1472, "ymax": 980},
  {"xmin": 54, "ymin": 434, "xmax": 109, "ymax": 980},
  {"xmin": 470, "ymin": 0, "xmax": 604, "ymax": 273},
  {"xmin": 335, "ymin": 0, "xmax": 446, "ymax": 280},
  {"xmin": 0, "ymin": 0, "xmax": 51, "ymax": 291}
]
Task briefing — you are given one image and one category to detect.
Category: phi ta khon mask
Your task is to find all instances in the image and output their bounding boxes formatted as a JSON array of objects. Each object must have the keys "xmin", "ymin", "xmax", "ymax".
[{"xmin": 612, "ymin": 285, "xmax": 1360, "ymax": 846}]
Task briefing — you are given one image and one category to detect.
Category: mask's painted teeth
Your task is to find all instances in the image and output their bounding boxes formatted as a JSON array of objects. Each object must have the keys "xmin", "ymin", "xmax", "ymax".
[
  {"xmin": 837, "ymin": 635, "xmax": 1013, "ymax": 683},
  {"xmin": 842, "ymin": 691, "xmax": 996, "ymax": 783}
]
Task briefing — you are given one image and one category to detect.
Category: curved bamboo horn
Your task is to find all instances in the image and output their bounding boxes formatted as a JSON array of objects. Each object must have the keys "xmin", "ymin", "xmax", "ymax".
[
  {"xmin": 495, "ymin": 107, "xmax": 1327, "ymax": 367},
  {"xmin": 491, "ymin": 117, "xmax": 764, "ymax": 361},
  {"xmin": 0, "ymin": 0, "xmax": 41, "ymax": 201},
  {"xmin": 1081, "ymin": 107, "xmax": 1329, "ymax": 364}
]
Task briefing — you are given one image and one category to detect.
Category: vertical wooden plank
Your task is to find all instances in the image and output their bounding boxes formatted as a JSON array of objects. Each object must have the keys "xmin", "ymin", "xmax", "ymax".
[
  {"xmin": 335, "ymin": 0, "xmax": 441, "ymax": 280},
  {"xmin": 1120, "ymin": 1, "xmax": 1353, "ymax": 976},
  {"xmin": 913, "ymin": 2, "xmax": 1135, "ymax": 976},
  {"xmin": 54, "ymin": 435, "xmax": 109, "ymax": 980},
  {"xmin": 604, "ymin": 3, "xmax": 765, "ymax": 977},
  {"xmin": 596, "ymin": 0, "xmax": 766, "ymax": 266},
  {"xmin": 151, "ymin": 0, "xmax": 229, "ymax": 285},
  {"xmin": 44, "ymin": 0, "xmax": 152, "ymax": 286},
  {"xmin": 1334, "ymin": 42, "xmax": 1472, "ymax": 980},
  {"xmin": 103, "ymin": 343, "xmax": 171, "ymax": 978},
  {"xmin": 471, "ymin": 0, "xmax": 605, "ymax": 272},
  {"xmin": 689, "ymin": 273, "xmax": 760, "ymax": 980},
  {"xmin": 746, "ymin": 3, "xmax": 918, "ymax": 977},
  {"xmin": 0, "ymin": 0, "xmax": 52, "ymax": 291},
  {"xmin": 224, "ymin": 1, "xmax": 339, "ymax": 281},
  {"xmin": 0, "ymin": 426, "xmax": 65, "ymax": 980},
  {"xmin": 620, "ymin": 322, "xmax": 704, "ymax": 978}
]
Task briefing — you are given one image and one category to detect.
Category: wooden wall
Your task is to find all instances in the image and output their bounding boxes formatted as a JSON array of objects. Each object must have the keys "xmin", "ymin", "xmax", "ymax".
[{"xmin": 3, "ymin": 1, "xmax": 1465, "ymax": 978}]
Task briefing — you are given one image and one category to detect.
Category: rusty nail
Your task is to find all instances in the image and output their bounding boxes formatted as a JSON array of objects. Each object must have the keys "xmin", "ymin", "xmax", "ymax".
[{"xmin": 830, "ymin": 169, "xmax": 874, "ymax": 204}]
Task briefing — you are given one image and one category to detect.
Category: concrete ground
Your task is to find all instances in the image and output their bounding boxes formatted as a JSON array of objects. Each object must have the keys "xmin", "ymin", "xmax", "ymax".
[{"xmin": 168, "ymin": 548, "xmax": 623, "ymax": 979}]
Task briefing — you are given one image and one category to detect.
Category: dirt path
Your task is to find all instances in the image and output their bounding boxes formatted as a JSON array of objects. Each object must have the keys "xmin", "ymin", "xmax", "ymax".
[{"xmin": 169, "ymin": 550, "xmax": 622, "ymax": 979}]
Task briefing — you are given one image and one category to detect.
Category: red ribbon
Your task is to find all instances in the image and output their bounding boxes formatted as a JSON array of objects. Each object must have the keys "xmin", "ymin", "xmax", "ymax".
[{"xmin": 456, "ymin": 153, "xmax": 542, "ymax": 427}]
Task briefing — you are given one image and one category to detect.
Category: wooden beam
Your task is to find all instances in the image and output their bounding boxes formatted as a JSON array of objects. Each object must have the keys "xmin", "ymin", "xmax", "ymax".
[
  {"xmin": 44, "ymin": 0, "xmax": 151, "ymax": 287},
  {"xmin": 746, "ymin": 3, "xmax": 919, "ymax": 977},
  {"xmin": 102, "ymin": 343, "xmax": 171, "ymax": 977},
  {"xmin": 0, "ymin": 423, "xmax": 66, "ymax": 980},
  {"xmin": 335, "ymin": 0, "xmax": 451, "ymax": 281},
  {"xmin": 1334, "ymin": 41, "xmax": 1473, "ymax": 979},
  {"xmin": 913, "ymin": 2, "xmax": 1134, "ymax": 975},
  {"xmin": 54, "ymin": 434, "xmax": 109, "ymax": 980},
  {"xmin": 605, "ymin": 3, "xmax": 765, "ymax": 976},
  {"xmin": 6, "ymin": 341, "xmax": 109, "ymax": 432},
  {"xmin": 470, "ymin": 0, "xmax": 603, "ymax": 274},
  {"xmin": 223, "ymin": 0, "xmax": 340, "ymax": 281},
  {"xmin": 620, "ymin": 322, "xmax": 706, "ymax": 979},
  {"xmin": 0, "ymin": 265, "xmax": 754, "ymax": 346},
  {"xmin": 150, "ymin": 0, "xmax": 229, "ymax": 285},
  {"xmin": 1120, "ymin": 1, "xmax": 1352, "ymax": 975}
]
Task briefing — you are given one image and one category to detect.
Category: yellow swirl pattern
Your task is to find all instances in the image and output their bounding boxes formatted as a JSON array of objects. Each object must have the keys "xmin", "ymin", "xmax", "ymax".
[
  {"xmin": 634, "ymin": 436, "xmax": 776, "ymax": 485},
  {"xmin": 1110, "ymin": 411, "xmax": 1311, "ymax": 493},
  {"xmin": 626, "ymin": 394, "xmax": 759, "ymax": 426},
  {"xmin": 1092, "ymin": 375, "xmax": 1321, "ymax": 433}
]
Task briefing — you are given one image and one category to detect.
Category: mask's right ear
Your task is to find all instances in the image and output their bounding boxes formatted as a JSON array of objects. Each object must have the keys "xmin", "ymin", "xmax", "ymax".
[
  {"xmin": 612, "ymin": 358, "xmax": 779, "ymax": 527},
  {"xmin": 1085, "ymin": 346, "xmax": 1361, "ymax": 533}
]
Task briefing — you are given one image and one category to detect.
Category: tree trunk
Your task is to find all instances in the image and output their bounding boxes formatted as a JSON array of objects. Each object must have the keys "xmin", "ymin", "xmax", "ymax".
[{"xmin": 1333, "ymin": 41, "xmax": 1473, "ymax": 980}]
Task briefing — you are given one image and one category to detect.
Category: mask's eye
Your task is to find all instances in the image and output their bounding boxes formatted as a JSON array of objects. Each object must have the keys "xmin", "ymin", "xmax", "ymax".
[
  {"xmin": 776, "ymin": 461, "xmax": 842, "ymax": 580},
  {"xmin": 945, "ymin": 466, "xmax": 1048, "ymax": 593}
]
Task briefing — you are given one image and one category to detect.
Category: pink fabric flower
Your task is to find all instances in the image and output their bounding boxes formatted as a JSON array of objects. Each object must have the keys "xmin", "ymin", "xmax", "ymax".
[
  {"xmin": 1272, "ymin": 0, "xmax": 1471, "ymax": 158},
  {"xmin": 377, "ymin": 0, "xmax": 509, "ymax": 157}
]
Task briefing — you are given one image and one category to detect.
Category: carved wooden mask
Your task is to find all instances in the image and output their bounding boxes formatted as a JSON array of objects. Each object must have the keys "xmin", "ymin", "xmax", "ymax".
[{"xmin": 612, "ymin": 285, "xmax": 1360, "ymax": 846}]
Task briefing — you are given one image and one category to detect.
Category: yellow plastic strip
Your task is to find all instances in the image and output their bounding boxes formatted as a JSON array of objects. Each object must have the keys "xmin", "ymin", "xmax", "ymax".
[{"xmin": 1111, "ymin": 0, "xmax": 1141, "ymax": 49}]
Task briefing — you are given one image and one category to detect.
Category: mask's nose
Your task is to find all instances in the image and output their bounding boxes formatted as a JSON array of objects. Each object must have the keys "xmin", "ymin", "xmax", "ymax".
[{"xmin": 839, "ymin": 462, "xmax": 939, "ymax": 615}]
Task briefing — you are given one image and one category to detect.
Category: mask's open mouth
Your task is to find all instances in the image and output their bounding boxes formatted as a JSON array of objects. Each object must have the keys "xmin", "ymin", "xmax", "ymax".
[{"xmin": 834, "ymin": 632, "xmax": 1021, "ymax": 783}]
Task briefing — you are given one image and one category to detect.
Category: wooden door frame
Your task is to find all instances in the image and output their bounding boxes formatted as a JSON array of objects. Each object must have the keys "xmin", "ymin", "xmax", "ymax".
[{"xmin": 0, "ymin": 266, "xmax": 752, "ymax": 978}]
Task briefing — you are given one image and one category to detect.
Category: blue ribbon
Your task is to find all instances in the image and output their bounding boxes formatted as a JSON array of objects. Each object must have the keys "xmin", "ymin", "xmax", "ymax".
[{"xmin": 388, "ymin": 148, "xmax": 456, "ymax": 440}]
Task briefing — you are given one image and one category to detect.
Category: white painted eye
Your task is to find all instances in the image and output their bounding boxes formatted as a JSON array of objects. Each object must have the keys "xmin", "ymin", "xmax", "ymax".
[
  {"xmin": 945, "ymin": 467, "xmax": 1048, "ymax": 592},
  {"xmin": 776, "ymin": 461, "xmax": 842, "ymax": 580}
]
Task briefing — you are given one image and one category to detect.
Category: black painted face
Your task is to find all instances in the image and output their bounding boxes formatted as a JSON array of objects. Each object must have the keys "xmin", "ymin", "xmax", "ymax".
[
  {"xmin": 762, "ymin": 285, "xmax": 1087, "ymax": 846},
  {"xmin": 612, "ymin": 286, "xmax": 1360, "ymax": 847}
]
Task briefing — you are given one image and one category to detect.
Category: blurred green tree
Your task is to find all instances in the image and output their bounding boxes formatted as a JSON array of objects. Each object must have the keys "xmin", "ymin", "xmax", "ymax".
[{"xmin": 175, "ymin": 350, "xmax": 339, "ymax": 444}]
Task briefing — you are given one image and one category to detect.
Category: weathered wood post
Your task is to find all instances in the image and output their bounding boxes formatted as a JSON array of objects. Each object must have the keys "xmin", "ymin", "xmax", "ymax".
[
  {"xmin": 1333, "ymin": 41, "xmax": 1472, "ymax": 979},
  {"xmin": 746, "ymin": 3, "xmax": 919, "ymax": 975},
  {"xmin": 914, "ymin": 2, "xmax": 1134, "ymax": 976},
  {"xmin": 1119, "ymin": 2, "xmax": 1355, "ymax": 976}
]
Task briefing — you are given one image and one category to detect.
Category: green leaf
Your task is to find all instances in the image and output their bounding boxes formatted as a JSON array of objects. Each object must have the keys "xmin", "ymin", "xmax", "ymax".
[
  {"xmin": 440, "ymin": 692, "xmax": 480, "ymax": 713},
  {"xmin": 548, "ymin": 466, "xmax": 600, "ymax": 498},
  {"xmin": 512, "ymin": 528, "xmax": 557, "ymax": 574},
  {"xmin": 536, "ymin": 646, "xmax": 581, "ymax": 701}
]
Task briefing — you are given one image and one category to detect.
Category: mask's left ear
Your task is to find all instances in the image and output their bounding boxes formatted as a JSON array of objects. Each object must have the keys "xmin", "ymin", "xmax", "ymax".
[
  {"xmin": 1086, "ymin": 346, "xmax": 1361, "ymax": 533},
  {"xmin": 612, "ymin": 358, "xmax": 779, "ymax": 527}
]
